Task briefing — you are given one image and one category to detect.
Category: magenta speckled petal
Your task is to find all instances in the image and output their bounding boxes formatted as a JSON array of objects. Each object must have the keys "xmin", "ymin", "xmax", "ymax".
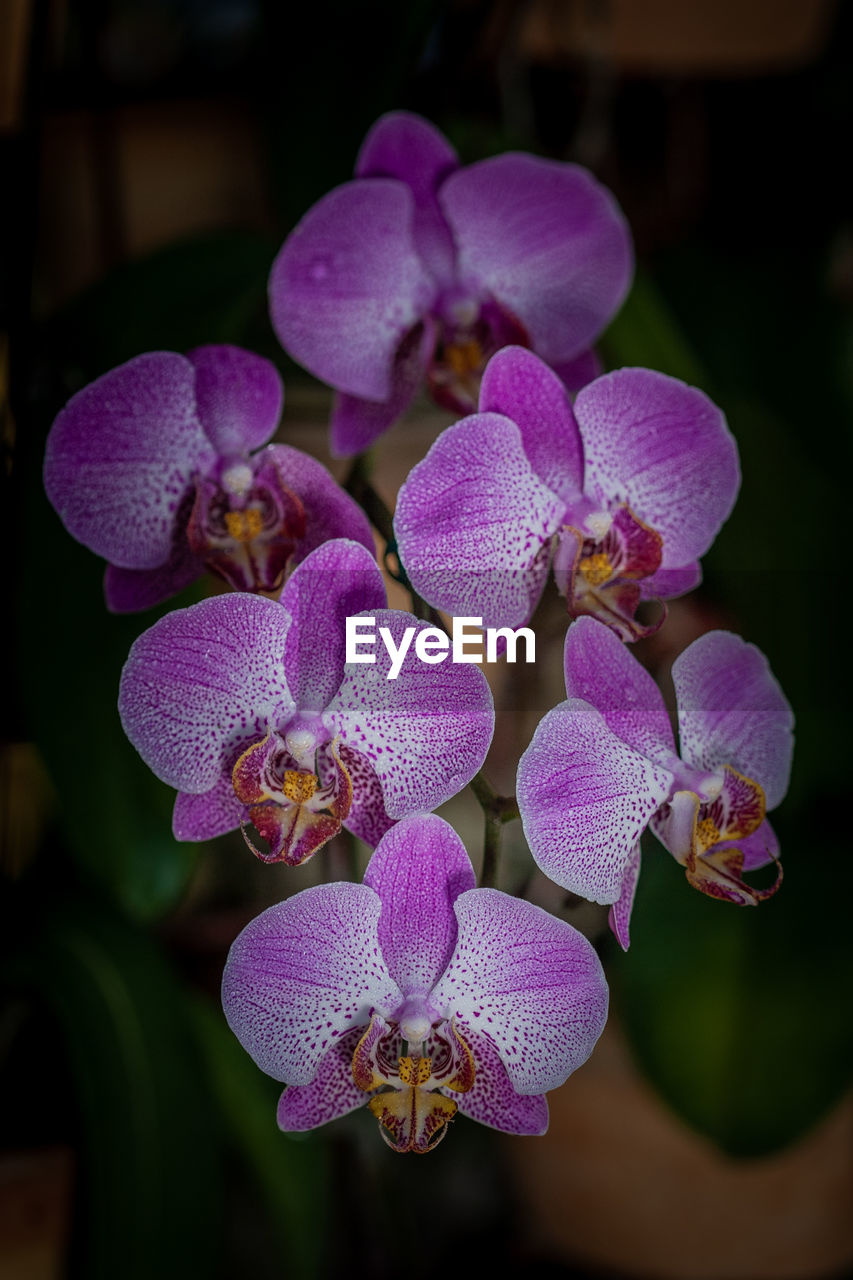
[
  {"xmin": 263, "ymin": 444, "xmax": 374, "ymax": 559},
  {"xmin": 118, "ymin": 593, "xmax": 294, "ymax": 794},
  {"xmin": 363, "ymin": 815, "xmax": 475, "ymax": 994},
  {"xmin": 478, "ymin": 346, "xmax": 584, "ymax": 504},
  {"xmin": 328, "ymin": 608, "xmax": 494, "ymax": 818},
  {"xmin": 44, "ymin": 351, "xmax": 215, "ymax": 569},
  {"xmin": 451, "ymin": 1025, "xmax": 548, "ymax": 1135},
  {"xmin": 607, "ymin": 840, "xmax": 642, "ymax": 952},
  {"xmin": 734, "ymin": 818, "xmax": 780, "ymax": 871},
  {"xmin": 575, "ymin": 369, "xmax": 740, "ymax": 568},
  {"xmin": 103, "ymin": 538, "xmax": 203, "ymax": 612},
  {"xmin": 188, "ymin": 345, "xmax": 283, "ymax": 455},
  {"xmin": 276, "ymin": 1026, "xmax": 370, "ymax": 1131},
  {"xmin": 394, "ymin": 412, "xmax": 565, "ymax": 628},
  {"xmin": 672, "ymin": 631, "xmax": 794, "ymax": 809},
  {"xmin": 517, "ymin": 699, "xmax": 674, "ymax": 903},
  {"xmin": 172, "ymin": 777, "xmax": 242, "ymax": 841},
  {"xmin": 339, "ymin": 743, "xmax": 396, "ymax": 848},
  {"xmin": 563, "ymin": 617, "xmax": 676, "ymax": 766},
  {"xmin": 281, "ymin": 540, "xmax": 386, "ymax": 714},
  {"xmin": 550, "ymin": 347, "xmax": 602, "ymax": 393},
  {"xmin": 440, "ymin": 153, "xmax": 632, "ymax": 364},
  {"xmin": 356, "ymin": 111, "xmax": 458, "ymax": 283},
  {"xmin": 222, "ymin": 882, "xmax": 401, "ymax": 1086},
  {"xmin": 638, "ymin": 561, "xmax": 701, "ymax": 601},
  {"xmin": 329, "ymin": 320, "xmax": 435, "ymax": 457},
  {"xmin": 269, "ymin": 179, "xmax": 435, "ymax": 401},
  {"xmin": 431, "ymin": 889, "xmax": 608, "ymax": 1095}
]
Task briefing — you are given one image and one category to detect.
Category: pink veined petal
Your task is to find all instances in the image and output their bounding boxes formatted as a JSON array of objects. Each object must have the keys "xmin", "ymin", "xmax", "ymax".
[
  {"xmin": 362, "ymin": 815, "xmax": 476, "ymax": 995},
  {"xmin": 172, "ymin": 778, "xmax": 242, "ymax": 842},
  {"xmin": 43, "ymin": 351, "xmax": 216, "ymax": 569},
  {"xmin": 269, "ymin": 179, "xmax": 436, "ymax": 401},
  {"xmin": 263, "ymin": 445, "xmax": 374, "ymax": 561},
  {"xmin": 338, "ymin": 742, "xmax": 396, "ymax": 849},
  {"xmin": 440, "ymin": 153, "xmax": 633, "ymax": 364},
  {"xmin": 281, "ymin": 539, "xmax": 387, "ymax": 714},
  {"xmin": 393, "ymin": 412, "xmax": 566, "ymax": 629},
  {"xmin": 672, "ymin": 631, "xmax": 794, "ymax": 809},
  {"xmin": 356, "ymin": 111, "xmax": 458, "ymax": 284},
  {"xmin": 329, "ymin": 319, "xmax": 436, "ymax": 457},
  {"xmin": 450, "ymin": 1024, "xmax": 549, "ymax": 1136},
  {"xmin": 431, "ymin": 889, "xmax": 609, "ymax": 1095},
  {"xmin": 221, "ymin": 882, "xmax": 402, "ymax": 1087},
  {"xmin": 478, "ymin": 346, "xmax": 584, "ymax": 504},
  {"xmin": 563, "ymin": 616, "xmax": 676, "ymax": 766},
  {"xmin": 550, "ymin": 347, "xmax": 603, "ymax": 393},
  {"xmin": 517, "ymin": 698, "xmax": 674, "ymax": 903},
  {"xmin": 327, "ymin": 608, "xmax": 495, "ymax": 819},
  {"xmin": 607, "ymin": 839, "xmax": 642, "ymax": 952},
  {"xmin": 118, "ymin": 593, "xmax": 294, "ymax": 794},
  {"xmin": 188, "ymin": 345, "xmax": 283, "ymax": 456},
  {"xmin": 276, "ymin": 1026, "xmax": 371, "ymax": 1131},
  {"xmin": 638, "ymin": 560, "xmax": 701, "ymax": 601},
  {"xmin": 732, "ymin": 818, "xmax": 780, "ymax": 872},
  {"xmin": 575, "ymin": 368, "xmax": 740, "ymax": 568}
]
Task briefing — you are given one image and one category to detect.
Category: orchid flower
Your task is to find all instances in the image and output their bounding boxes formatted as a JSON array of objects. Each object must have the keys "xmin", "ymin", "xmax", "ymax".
[
  {"xmin": 222, "ymin": 813, "xmax": 608, "ymax": 1152},
  {"xmin": 394, "ymin": 346, "xmax": 740, "ymax": 641},
  {"xmin": 118, "ymin": 539, "xmax": 494, "ymax": 865},
  {"xmin": 269, "ymin": 111, "xmax": 632, "ymax": 456},
  {"xmin": 517, "ymin": 617, "xmax": 794, "ymax": 949},
  {"xmin": 43, "ymin": 345, "xmax": 373, "ymax": 610}
]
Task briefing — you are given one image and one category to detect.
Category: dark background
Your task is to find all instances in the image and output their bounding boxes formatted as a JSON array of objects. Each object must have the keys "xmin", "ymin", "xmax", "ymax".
[{"xmin": 2, "ymin": 1, "xmax": 852, "ymax": 1276}]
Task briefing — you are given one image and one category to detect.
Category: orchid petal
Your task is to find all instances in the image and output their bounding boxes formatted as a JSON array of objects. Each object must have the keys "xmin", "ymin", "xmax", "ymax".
[
  {"xmin": 736, "ymin": 818, "xmax": 780, "ymax": 871},
  {"xmin": 276, "ymin": 1026, "xmax": 370, "ymax": 1131},
  {"xmin": 172, "ymin": 778, "xmax": 242, "ymax": 841},
  {"xmin": 550, "ymin": 347, "xmax": 602, "ymax": 393},
  {"xmin": 607, "ymin": 840, "xmax": 642, "ymax": 952},
  {"xmin": 440, "ymin": 153, "xmax": 632, "ymax": 363},
  {"xmin": 575, "ymin": 368, "xmax": 740, "ymax": 567},
  {"xmin": 431, "ymin": 889, "xmax": 608, "ymax": 1094},
  {"xmin": 638, "ymin": 560, "xmax": 701, "ymax": 601},
  {"xmin": 221, "ymin": 882, "xmax": 401, "ymax": 1087},
  {"xmin": 329, "ymin": 320, "xmax": 435, "ymax": 457},
  {"xmin": 103, "ymin": 531, "xmax": 203, "ymax": 613},
  {"xmin": 328, "ymin": 609, "xmax": 494, "ymax": 818},
  {"xmin": 188, "ymin": 345, "xmax": 283, "ymax": 455},
  {"xmin": 363, "ymin": 815, "xmax": 476, "ymax": 995},
  {"xmin": 262, "ymin": 444, "xmax": 374, "ymax": 558},
  {"xmin": 672, "ymin": 631, "xmax": 794, "ymax": 808},
  {"xmin": 269, "ymin": 180, "xmax": 435, "ymax": 401},
  {"xmin": 451, "ymin": 1025, "xmax": 548, "ymax": 1135},
  {"xmin": 517, "ymin": 699, "xmax": 674, "ymax": 903},
  {"xmin": 356, "ymin": 111, "xmax": 458, "ymax": 284},
  {"xmin": 563, "ymin": 616, "xmax": 676, "ymax": 765},
  {"xmin": 281, "ymin": 539, "xmax": 386, "ymax": 714},
  {"xmin": 118, "ymin": 593, "xmax": 294, "ymax": 794},
  {"xmin": 44, "ymin": 352, "xmax": 215, "ymax": 569},
  {"xmin": 394, "ymin": 412, "xmax": 565, "ymax": 628},
  {"xmin": 478, "ymin": 346, "xmax": 584, "ymax": 504},
  {"xmin": 339, "ymin": 743, "xmax": 396, "ymax": 848}
]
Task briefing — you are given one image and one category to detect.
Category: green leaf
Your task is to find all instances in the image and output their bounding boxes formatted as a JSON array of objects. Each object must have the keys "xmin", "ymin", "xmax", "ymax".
[
  {"xmin": 3, "ymin": 896, "xmax": 224, "ymax": 1278},
  {"xmin": 191, "ymin": 998, "xmax": 329, "ymax": 1277}
]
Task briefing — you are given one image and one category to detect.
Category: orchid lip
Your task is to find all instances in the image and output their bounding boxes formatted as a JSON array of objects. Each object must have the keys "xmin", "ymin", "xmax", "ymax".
[{"xmin": 221, "ymin": 461, "xmax": 254, "ymax": 496}]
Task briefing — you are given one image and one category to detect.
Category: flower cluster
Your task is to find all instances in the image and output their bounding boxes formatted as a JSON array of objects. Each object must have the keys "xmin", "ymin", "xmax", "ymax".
[{"xmin": 43, "ymin": 109, "xmax": 794, "ymax": 1154}]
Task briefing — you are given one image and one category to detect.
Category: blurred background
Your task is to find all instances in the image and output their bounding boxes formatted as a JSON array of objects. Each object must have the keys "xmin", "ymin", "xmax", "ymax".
[{"xmin": 3, "ymin": 1, "xmax": 853, "ymax": 1276}]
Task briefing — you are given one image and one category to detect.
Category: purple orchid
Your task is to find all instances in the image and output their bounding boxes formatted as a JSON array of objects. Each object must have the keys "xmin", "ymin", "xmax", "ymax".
[
  {"xmin": 118, "ymin": 539, "xmax": 494, "ymax": 866},
  {"xmin": 269, "ymin": 111, "xmax": 632, "ymax": 456},
  {"xmin": 394, "ymin": 346, "xmax": 740, "ymax": 641},
  {"xmin": 222, "ymin": 812, "xmax": 608, "ymax": 1153},
  {"xmin": 43, "ymin": 345, "xmax": 373, "ymax": 611},
  {"xmin": 517, "ymin": 617, "xmax": 794, "ymax": 949}
]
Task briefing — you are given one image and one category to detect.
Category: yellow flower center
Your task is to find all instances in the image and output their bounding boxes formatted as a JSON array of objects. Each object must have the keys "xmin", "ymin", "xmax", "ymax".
[
  {"xmin": 445, "ymin": 339, "xmax": 483, "ymax": 378},
  {"xmin": 282, "ymin": 770, "xmax": 318, "ymax": 804},
  {"xmin": 224, "ymin": 507, "xmax": 264, "ymax": 543},
  {"xmin": 579, "ymin": 551, "xmax": 614, "ymax": 587}
]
